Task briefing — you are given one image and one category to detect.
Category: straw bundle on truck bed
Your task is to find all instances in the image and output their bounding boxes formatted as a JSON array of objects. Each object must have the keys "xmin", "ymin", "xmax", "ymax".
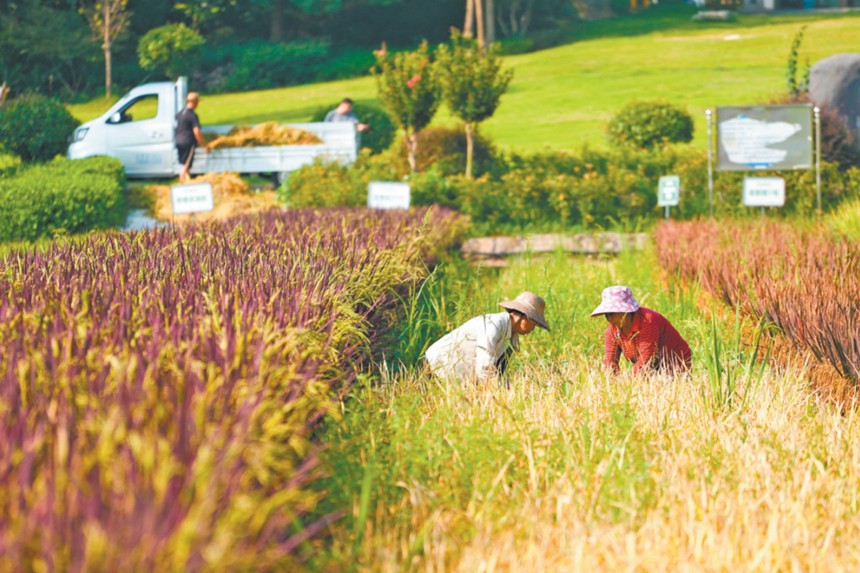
[{"xmin": 208, "ymin": 122, "xmax": 322, "ymax": 149}]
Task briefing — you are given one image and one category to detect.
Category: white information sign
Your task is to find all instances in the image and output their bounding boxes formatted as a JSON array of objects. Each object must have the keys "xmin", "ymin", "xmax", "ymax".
[
  {"xmin": 742, "ymin": 177, "xmax": 785, "ymax": 207},
  {"xmin": 657, "ymin": 175, "xmax": 681, "ymax": 207},
  {"xmin": 368, "ymin": 181, "xmax": 410, "ymax": 210},
  {"xmin": 171, "ymin": 182, "xmax": 214, "ymax": 214}
]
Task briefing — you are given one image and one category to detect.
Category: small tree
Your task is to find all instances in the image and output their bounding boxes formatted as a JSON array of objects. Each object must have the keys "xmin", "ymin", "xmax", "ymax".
[
  {"xmin": 373, "ymin": 41, "xmax": 440, "ymax": 172},
  {"xmin": 436, "ymin": 31, "xmax": 513, "ymax": 178},
  {"xmin": 786, "ymin": 26, "xmax": 810, "ymax": 97},
  {"xmin": 80, "ymin": 0, "xmax": 130, "ymax": 98},
  {"xmin": 137, "ymin": 23, "xmax": 204, "ymax": 81}
]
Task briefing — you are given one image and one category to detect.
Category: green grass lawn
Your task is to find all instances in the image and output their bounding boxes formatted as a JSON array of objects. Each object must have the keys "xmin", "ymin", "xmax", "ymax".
[{"xmin": 67, "ymin": 7, "xmax": 860, "ymax": 154}]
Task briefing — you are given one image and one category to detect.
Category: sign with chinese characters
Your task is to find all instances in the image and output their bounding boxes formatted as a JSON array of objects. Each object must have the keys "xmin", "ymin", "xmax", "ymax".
[
  {"xmin": 657, "ymin": 175, "xmax": 681, "ymax": 207},
  {"xmin": 716, "ymin": 105, "xmax": 813, "ymax": 171},
  {"xmin": 743, "ymin": 177, "xmax": 785, "ymax": 207},
  {"xmin": 368, "ymin": 181, "xmax": 410, "ymax": 210},
  {"xmin": 170, "ymin": 182, "xmax": 214, "ymax": 214}
]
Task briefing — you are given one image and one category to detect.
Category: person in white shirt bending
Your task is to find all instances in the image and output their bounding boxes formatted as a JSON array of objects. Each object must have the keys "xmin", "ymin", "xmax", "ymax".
[{"xmin": 425, "ymin": 291, "xmax": 550, "ymax": 383}]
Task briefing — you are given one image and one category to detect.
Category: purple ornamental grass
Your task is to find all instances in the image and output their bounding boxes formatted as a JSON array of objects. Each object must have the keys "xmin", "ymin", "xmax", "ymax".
[{"xmin": 0, "ymin": 206, "xmax": 465, "ymax": 571}]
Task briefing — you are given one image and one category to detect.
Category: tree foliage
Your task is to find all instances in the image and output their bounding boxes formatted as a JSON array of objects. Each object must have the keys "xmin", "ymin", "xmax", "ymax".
[
  {"xmin": 137, "ymin": 23, "xmax": 205, "ymax": 80},
  {"xmin": 436, "ymin": 30, "xmax": 513, "ymax": 177},
  {"xmin": 373, "ymin": 41, "xmax": 440, "ymax": 171}
]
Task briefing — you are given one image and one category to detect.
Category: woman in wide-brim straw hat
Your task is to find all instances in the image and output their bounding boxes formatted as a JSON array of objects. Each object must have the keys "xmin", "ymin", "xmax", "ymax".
[
  {"xmin": 591, "ymin": 285, "xmax": 691, "ymax": 375},
  {"xmin": 425, "ymin": 291, "xmax": 550, "ymax": 382}
]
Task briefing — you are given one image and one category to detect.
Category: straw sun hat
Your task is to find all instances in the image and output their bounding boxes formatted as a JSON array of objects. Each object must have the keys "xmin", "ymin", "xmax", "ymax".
[
  {"xmin": 499, "ymin": 291, "xmax": 551, "ymax": 331},
  {"xmin": 590, "ymin": 285, "xmax": 640, "ymax": 317}
]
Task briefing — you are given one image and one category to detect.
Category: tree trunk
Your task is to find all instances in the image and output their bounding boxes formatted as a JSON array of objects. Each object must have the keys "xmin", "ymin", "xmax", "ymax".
[
  {"xmin": 270, "ymin": 0, "xmax": 284, "ymax": 42},
  {"xmin": 464, "ymin": 0, "xmax": 474, "ymax": 38},
  {"xmin": 405, "ymin": 131, "xmax": 418, "ymax": 172},
  {"xmin": 465, "ymin": 122, "xmax": 474, "ymax": 179},
  {"xmin": 486, "ymin": 0, "xmax": 495, "ymax": 45},
  {"xmin": 104, "ymin": 2, "xmax": 112, "ymax": 98},
  {"xmin": 475, "ymin": 0, "xmax": 485, "ymax": 47}
]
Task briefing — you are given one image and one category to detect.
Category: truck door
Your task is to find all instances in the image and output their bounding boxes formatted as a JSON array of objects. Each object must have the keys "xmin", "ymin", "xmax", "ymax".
[{"xmin": 105, "ymin": 93, "xmax": 174, "ymax": 177}]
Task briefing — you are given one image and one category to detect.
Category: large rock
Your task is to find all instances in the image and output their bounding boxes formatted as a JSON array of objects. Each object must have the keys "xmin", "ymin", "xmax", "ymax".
[{"xmin": 809, "ymin": 53, "xmax": 860, "ymax": 142}]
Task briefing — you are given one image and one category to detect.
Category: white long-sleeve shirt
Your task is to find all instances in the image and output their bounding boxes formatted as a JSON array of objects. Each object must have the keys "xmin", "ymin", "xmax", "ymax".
[{"xmin": 424, "ymin": 312, "xmax": 518, "ymax": 381}]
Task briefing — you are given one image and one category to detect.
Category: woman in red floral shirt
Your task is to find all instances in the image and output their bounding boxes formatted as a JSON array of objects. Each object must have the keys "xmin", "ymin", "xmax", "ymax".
[{"xmin": 591, "ymin": 286, "xmax": 691, "ymax": 375}]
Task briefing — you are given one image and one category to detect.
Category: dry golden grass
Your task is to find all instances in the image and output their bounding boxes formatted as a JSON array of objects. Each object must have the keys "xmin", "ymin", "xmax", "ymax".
[
  {"xmin": 207, "ymin": 122, "xmax": 321, "ymax": 149},
  {"xmin": 149, "ymin": 172, "xmax": 281, "ymax": 224},
  {"xmin": 336, "ymin": 363, "xmax": 860, "ymax": 572},
  {"xmin": 315, "ymin": 248, "xmax": 860, "ymax": 572}
]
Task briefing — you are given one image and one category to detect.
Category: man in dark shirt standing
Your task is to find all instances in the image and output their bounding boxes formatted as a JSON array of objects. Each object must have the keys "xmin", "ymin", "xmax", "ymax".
[{"xmin": 175, "ymin": 92, "xmax": 209, "ymax": 183}]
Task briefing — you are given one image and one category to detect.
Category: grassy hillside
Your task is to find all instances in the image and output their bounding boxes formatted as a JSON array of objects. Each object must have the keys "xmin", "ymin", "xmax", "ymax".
[{"xmin": 68, "ymin": 7, "xmax": 860, "ymax": 153}]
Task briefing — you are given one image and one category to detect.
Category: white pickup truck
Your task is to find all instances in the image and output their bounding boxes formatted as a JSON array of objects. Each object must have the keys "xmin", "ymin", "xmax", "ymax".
[{"xmin": 67, "ymin": 77, "xmax": 358, "ymax": 183}]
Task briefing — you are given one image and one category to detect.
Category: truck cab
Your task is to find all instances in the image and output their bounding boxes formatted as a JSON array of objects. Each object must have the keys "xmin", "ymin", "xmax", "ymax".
[{"xmin": 69, "ymin": 78, "xmax": 187, "ymax": 178}]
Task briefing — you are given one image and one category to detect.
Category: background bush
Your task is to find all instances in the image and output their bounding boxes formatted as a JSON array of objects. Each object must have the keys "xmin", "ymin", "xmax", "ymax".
[
  {"xmin": 280, "ymin": 138, "xmax": 860, "ymax": 233},
  {"xmin": 222, "ymin": 40, "xmax": 330, "ymax": 91},
  {"xmin": 0, "ymin": 94, "xmax": 80, "ymax": 162},
  {"xmin": 0, "ymin": 157, "xmax": 126, "ymax": 242},
  {"xmin": 607, "ymin": 100, "xmax": 694, "ymax": 149},
  {"xmin": 311, "ymin": 102, "xmax": 396, "ymax": 154}
]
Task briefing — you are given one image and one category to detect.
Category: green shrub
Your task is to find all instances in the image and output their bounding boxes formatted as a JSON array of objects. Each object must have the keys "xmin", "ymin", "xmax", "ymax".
[
  {"xmin": 395, "ymin": 125, "xmax": 499, "ymax": 177},
  {"xmin": 278, "ymin": 158, "xmax": 366, "ymax": 208},
  {"xmin": 223, "ymin": 40, "xmax": 331, "ymax": 91},
  {"xmin": 0, "ymin": 157, "xmax": 126, "ymax": 242},
  {"xmin": 607, "ymin": 100, "xmax": 694, "ymax": 149},
  {"xmin": 137, "ymin": 24, "xmax": 204, "ymax": 80},
  {"xmin": 311, "ymin": 102, "xmax": 396, "ymax": 154},
  {"xmin": 0, "ymin": 94, "xmax": 80, "ymax": 162}
]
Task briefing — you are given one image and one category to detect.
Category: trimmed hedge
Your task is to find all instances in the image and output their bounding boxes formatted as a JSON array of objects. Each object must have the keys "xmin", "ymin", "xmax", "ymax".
[
  {"xmin": 0, "ymin": 157, "xmax": 126, "ymax": 242},
  {"xmin": 279, "ymin": 143, "xmax": 860, "ymax": 232},
  {"xmin": 607, "ymin": 100, "xmax": 694, "ymax": 149}
]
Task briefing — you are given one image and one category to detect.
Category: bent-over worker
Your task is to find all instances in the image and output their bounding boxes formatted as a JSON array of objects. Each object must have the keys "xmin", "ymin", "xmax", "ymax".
[
  {"xmin": 591, "ymin": 285, "xmax": 691, "ymax": 375},
  {"xmin": 425, "ymin": 291, "xmax": 550, "ymax": 382}
]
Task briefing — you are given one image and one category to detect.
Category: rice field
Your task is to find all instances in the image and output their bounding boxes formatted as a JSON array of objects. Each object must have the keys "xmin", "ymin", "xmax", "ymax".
[{"xmin": 309, "ymin": 243, "xmax": 860, "ymax": 571}]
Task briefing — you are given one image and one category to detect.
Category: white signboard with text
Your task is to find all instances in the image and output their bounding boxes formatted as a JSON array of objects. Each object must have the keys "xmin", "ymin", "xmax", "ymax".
[
  {"xmin": 368, "ymin": 181, "xmax": 410, "ymax": 210},
  {"xmin": 171, "ymin": 182, "xmax": 214, "ymax": 214},
  {"xmin": 743, "ymin": 177, "xmax": 785, "ymax": 207},
  {"xmin": 657, "ymin": 175, "xmax": 681, "ymax": 207}
]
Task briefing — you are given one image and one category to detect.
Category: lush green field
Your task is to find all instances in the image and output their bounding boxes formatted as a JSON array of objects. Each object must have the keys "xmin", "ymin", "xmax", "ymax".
[
  {"xmin": 307, "ymin": 247, "xmax": 860, "ymax": 571},
  {"xmin": 68, "ymin": 7, "xmax": 860, "ymax": 153}
]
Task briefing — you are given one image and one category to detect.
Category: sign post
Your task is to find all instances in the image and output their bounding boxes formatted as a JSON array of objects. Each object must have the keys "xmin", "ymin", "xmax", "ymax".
[
  {"xmin": 657, "ymin": 175, "xmax": 680, "ymax": 219},
  {"xmin": 170, "ymin": 182, "xmax": 214, "ymax": 215},
  {"xmin": 368, "ymin": 181, "xmax": 411, "ymax": 210}
]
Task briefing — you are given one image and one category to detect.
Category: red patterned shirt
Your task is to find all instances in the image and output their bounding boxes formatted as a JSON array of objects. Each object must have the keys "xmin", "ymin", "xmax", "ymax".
[{"xmin": 603, "ymin": 307, "xmax": 691, "ymax": 374}]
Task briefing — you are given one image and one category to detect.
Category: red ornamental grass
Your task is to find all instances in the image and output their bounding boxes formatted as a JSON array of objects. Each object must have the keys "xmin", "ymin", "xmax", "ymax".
[
  {"xmin": 0, "ymin": 206, "xmax": 465, "ymax": 571},
  {"xmin": 655, "ymin": 219, "xmax": 860, "ymax": 384}
]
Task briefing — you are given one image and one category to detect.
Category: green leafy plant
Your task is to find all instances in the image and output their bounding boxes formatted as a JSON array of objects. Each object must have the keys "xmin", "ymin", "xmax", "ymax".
[
  {"xmin": 372, "ymin": 41, "xmax": 440, "ymax": 172},
  {"xmin": 0, "ymin": 94, "xmax": 80, "ymax": 162},
  {"xmin": 607, "ymin": 100, "xmax": 694, "ymax": 149},
  {"xmin": 435, "ymin": 31, "xmax": 513, "ymax": 178},
  {"xmin": 137, "ymin": 23, "xmax": 204, "ymax": 80},
  {"xmin": 0, "ymin": 156, "xmax": 126, "ymax": 242}
]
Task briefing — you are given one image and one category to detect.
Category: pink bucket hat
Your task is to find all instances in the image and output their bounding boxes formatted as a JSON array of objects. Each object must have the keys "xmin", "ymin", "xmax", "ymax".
[{"xmin": 590, "ymin": 286, "xmax": 640, "ymax": 317}]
